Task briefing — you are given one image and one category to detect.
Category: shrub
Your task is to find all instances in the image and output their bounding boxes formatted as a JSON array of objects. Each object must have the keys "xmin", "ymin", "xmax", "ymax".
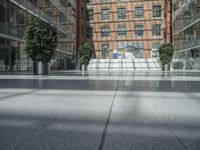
[
  {"xmin": 159, "ymin": 43, "xmax": 174, "ymax": 66},
  {"xmin": 79, "ymin": 42, "xmax": 94, "ymax": 66}
]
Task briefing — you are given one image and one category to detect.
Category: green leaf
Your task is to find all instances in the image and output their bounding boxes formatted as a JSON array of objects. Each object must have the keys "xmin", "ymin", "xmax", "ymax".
[
  {"xmin": 24, "ymin": 17, "xmax": 58, "ymax": 62},
  {"xmin": 159, "ymin": 43, "xmax": 174, "ymax": 65}
]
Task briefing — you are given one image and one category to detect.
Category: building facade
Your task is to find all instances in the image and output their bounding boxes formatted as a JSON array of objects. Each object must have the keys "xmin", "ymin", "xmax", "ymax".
[
  {"xmin": 78, "ymin": 0, "xmax": 172, "ymax": 59},
  {"xmin": 173, "ymin": 0, "xmax": 200, "ymax": 70},
  {"xmin": 76, "ymin": 0, "xmax": 87, "ymax": 53},
  {"xmin": 0, "ymin": 0, "xmax": 76, "ymax": 71}
]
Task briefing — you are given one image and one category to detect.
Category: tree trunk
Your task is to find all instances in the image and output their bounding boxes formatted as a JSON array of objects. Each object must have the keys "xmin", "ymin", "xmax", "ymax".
[{"xmin": 162, "ymin": 65, "xmax": 165, "ymax": 71}]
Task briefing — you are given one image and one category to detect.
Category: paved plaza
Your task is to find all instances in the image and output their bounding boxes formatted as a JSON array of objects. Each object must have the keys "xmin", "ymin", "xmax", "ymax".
[{"xmin": 0, "ymin": 70, "xmax": 200, "ymax": 150}]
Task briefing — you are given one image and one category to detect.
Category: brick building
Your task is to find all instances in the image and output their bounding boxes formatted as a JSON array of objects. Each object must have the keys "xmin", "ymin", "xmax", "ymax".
[{"xmin": 77, "ymin": 0, "xmax": 172, "ymax": 59}]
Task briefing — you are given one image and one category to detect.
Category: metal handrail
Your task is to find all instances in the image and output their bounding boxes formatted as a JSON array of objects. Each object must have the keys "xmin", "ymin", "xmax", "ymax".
[
  {"xmin": 49, "ymin": 0, "xmax": 75, "ymax": 23},
  {"xmin": 175, "ymin": 39, "xmax": 200, "ymax": 51},
  {"xmin": 0, "ymin": 21, "xmax": 24, "ymax": 39},
  {"xmin": 174, "ymin": 13, "xmax": 200, "ymax": 35},
  {"xmin": 174, "ymin": 0, "xmax": 195, "ymax": 19}
]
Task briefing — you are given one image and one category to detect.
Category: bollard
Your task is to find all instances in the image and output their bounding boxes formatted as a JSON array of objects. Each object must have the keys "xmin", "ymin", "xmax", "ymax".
[{"xmin": 82, "ymin": 64, "xmax": 84, "ymax": 77}]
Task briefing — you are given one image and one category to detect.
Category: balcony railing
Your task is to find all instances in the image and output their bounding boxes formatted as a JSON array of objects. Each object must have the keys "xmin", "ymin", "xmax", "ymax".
[
  {"xmin": 9, "ymin": 0, "xmax": 74, "ymax": 38},
  {"xmin": 68, "ymin": 0, "xmax": 76, "ymax": 7},
  {"xmin": 175, "ymin": 38, "xmax": 200, "ymax": 51},
  {"xmin": 174, "ymin": 12, "xmax": 200, "ymax": 35},
  {"xmin": 49, "ymin": 0, "xmax": 75, "ymax": 23},
  {"xmin": 0, "ymin": 21, "xmax": 24, "ymax": 40},
  {"xmin": 174, "ymin": 0, "xmax": 195, "ymax": 19}
]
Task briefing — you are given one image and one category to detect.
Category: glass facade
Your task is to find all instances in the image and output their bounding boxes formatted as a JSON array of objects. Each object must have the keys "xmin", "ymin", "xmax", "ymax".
[
  {"xmin": 173, "ymin": 0, "xmax": 200, "ymax": 70},
  {"xmin": 0, "ymin": 0, "xmax": 76, "ymax": 71}
]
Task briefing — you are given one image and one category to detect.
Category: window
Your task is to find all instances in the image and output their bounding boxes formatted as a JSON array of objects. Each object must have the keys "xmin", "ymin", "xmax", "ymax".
[
  {"xmin": 86, "ymin": 0, "xmax": 93, "ymax": 3},
  {"xmin": 135, "ymin": 6, "xmax": 144, "ymax": 18},
  {"xmin": 60, "ymin": 33, "xmax": 67, "ymax": 39},
  {"xmin": 60, "ymin": 0, "xmax": 67, "ymax": 5},
  {"xmin": 152, "ymin": 24, "xmax": 161, "ymax": 36},
  {"xmin": 118, "ymin": 8, "xmax": 126, "ymax": 20},
  {"xmin": 152, "ymin": 5, "xmax": 161, "ymax": 18},
  {"xmin": 118, "ymin": 42, "xmax": 127, "ymax": 49},
  {"xmin": 86, "ymin": 27, "xmax": 93, "ymax": 38},
  {"xmin": 102, "ymin": 44, "xmax": 109, "ymax": 59},
  {"xmin": 101, "ymin": 26, "xmax": 109, "ymax": 37},
  {"xmin": 135, "ymin": 24, "xmax": 144, "ymax": 37},
  {"xmin": 86, "ymin": 10, "xmax": 93, "ymax": 21},
  {"xmin": 101, "ymin": 9, "xmax": 109, "ymax": 20},
  {"xmin": 118, "ymin": 26, "xmax": 126, "ymax": 36},
  {"xmin": 102, "ymin": 0, "xmax": 110, "ymax": 3},
  {"xmin": 152, "ymin": 43, "xmax": 160, "ymax": 58},
  {"xmin": 16, "ymin": 11, "xmax": 25, "ymax": 25},
  {"xmin": 44, "ymin": 0, "xmax": 51, "ymax": 6},
  {"xmin": 133, "ymin": 42, "xmax": 144, "ymax": 58}
]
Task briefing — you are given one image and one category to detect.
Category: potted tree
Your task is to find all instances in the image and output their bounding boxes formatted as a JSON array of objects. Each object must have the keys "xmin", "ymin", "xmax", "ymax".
[
  {"xmin": 79, "ymin": 42, "xmax": 94, "ymax": 70},
  {"xmin": 159, "ymin": 43, "xmax": 174, "ymax": 71},
  {"xmin": 24, "ymin": 17, "xmax": 58, "ymax": 75}
]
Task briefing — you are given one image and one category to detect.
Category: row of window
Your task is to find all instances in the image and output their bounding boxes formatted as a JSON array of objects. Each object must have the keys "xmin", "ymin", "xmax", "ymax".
[
  {"xmin": 87, "ymin": 5, "xmax": 161, "ymax": 21},
  {"xmin": 86, "ymin": 24, "xmax": 161, "ymax": 38}
]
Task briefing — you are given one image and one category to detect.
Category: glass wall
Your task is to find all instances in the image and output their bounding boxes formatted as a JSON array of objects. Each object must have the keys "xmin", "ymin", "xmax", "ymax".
[
  {"xmin": 0, "ymin": 0, "xmax": 76, "ymax": 71},
  {"xmin": 173, "ymin": 0, "xmax": 200, "ymax": 70}
]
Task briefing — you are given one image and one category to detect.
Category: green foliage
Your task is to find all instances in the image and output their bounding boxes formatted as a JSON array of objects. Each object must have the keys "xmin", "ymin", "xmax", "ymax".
[
  {"xmin": 159, "ymin": 43, "xmax": 174, "ymax": 65},
  {"xmin": 24, "ymin": 17, "xmax": 58, "ymax": 63},
  {"xmin": 79, "ymin": 42, "xmax": 94, "ymax": 66}
]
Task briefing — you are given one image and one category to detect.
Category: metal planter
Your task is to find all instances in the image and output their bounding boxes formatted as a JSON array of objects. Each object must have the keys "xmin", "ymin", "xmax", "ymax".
[{"xmin": 33, "ymin": 61, "xmax": 50, "ymax": 75}]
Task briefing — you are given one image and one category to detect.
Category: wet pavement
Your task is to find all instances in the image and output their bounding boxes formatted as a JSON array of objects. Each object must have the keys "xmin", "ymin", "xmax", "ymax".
[{"xmin": 0, "ymin": 70, "xmax": 200, "ymax": 150}]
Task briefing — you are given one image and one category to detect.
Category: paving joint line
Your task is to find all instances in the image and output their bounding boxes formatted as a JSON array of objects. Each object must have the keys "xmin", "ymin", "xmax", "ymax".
[
  {"xmin": 0, "ymin": 90, "xmax": 38, "ymax": 102},
  {"xmin": 98, "ymin": 73, "xmax": 120, "ymax": 150}
]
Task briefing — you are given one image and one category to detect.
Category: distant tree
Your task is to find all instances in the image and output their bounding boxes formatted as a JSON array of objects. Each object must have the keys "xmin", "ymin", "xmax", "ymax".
[
  {"xmin": 159, "ymin": 43, "xmax": 174, "ymax": 70},
  {"xmin": 79, "ymin": 42, "xmax": 94, "ymax": 69}
]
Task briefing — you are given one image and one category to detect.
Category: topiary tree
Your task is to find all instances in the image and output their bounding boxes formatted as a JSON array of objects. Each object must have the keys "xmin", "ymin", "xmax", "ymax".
[
  {"xmin": 79, "ymin": 42, "xmax": 94, "ymax": 69},
  {"xmin": 159, "ymin": 43, "xmax": 174, "ymax": 71},
  {"xmin": 24, "ymin": 17, "xmax": 58, "ymax": 63}
]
